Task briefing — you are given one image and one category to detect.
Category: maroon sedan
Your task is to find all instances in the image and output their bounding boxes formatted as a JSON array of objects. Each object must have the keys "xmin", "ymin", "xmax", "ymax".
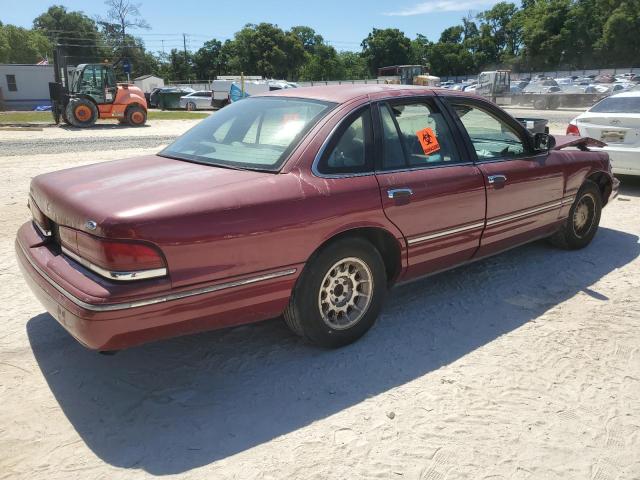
[{"xmin": 16, "ymin": 85, "xmax": 619, "ymax": 351}]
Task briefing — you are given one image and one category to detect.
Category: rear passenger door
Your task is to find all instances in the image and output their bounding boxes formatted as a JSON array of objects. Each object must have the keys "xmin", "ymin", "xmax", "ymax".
[
  {"xmin": 443, "ymin": 98, "xmax": 565, "ymax": 257},
  {"xmin": 373, "ymin": 97, "xmax": 486, "ymax": 279}
]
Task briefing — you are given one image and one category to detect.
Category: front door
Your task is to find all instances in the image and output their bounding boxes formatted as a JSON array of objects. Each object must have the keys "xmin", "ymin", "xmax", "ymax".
[
  {"xmin": 444, "ymin": 98, "xmax": 565, "ymax": 257},
  {"xmin": 373, "ymin": 98, "xmax": 486, "ymax": 280}
]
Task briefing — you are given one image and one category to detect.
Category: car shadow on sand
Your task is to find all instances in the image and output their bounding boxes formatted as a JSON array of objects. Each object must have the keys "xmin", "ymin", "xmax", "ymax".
[
  {"xmin": 27, "ymin": 226, "xmax": 639, "ymax": 475},
  {"xmin": 617, "ymin": 175, "xmax": 640, "ymax": 198}
]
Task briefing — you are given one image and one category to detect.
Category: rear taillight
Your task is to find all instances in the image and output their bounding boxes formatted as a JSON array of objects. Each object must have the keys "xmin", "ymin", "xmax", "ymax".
[
  {"xmin": 29, "ymin": 197, "xmax": 52, "ymax": 237},
  {"xmin": 566, "ymin": 123, "xmax": 580, "ymax": 136},
  {"xmin": 59, "ymin": 226, "xmax": 166, "ymax": 281}
]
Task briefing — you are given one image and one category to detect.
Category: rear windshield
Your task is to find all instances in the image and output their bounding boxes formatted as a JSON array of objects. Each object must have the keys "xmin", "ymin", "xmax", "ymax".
[
  {"xmin": 590, "ymin": 96, "xmax": 640, "ymax": 113},
  {"xmin": 160, "ymin": 97, "xmax": 335, "ymax": 171}
]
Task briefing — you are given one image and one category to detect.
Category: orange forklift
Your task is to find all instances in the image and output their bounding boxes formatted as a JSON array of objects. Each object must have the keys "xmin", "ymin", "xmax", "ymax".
[{"xmin": 49, "ymin": 46, "xmax": 148, "ymax": 127}]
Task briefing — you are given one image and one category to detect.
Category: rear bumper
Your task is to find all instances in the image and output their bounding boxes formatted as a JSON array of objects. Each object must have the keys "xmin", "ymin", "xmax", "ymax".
[
  {"xmin": 600, "ymin": 146, "xmax": 640, "ymax": 176},
  {"xmin": 16, "ymin": 222, "xmax": 300, "ymax": 350}
]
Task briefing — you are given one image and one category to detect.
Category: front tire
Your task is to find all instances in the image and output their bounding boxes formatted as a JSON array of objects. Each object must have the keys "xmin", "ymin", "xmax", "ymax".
[
  {"xmin": 66, "ymin": 97, "xmax": 98, "ymax": 128},
  {"xmin": 284, "ymin": 238, "xmax": 387, "ymax": 348},
  {"xmin": 550, "ymin": 180, "xmax": 602, "ymax": 249}
]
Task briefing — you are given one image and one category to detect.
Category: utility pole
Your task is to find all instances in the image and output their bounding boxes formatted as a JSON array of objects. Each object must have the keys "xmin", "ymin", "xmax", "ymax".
[{"xmin": 183, "ymin": 33, "xmax": 189, "ymax": 80}]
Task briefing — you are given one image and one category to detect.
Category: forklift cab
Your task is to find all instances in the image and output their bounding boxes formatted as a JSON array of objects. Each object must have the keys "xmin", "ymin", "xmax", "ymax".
[{"xmin": 70, "ymin": 64, "xmax": 118, "ymax": 103}]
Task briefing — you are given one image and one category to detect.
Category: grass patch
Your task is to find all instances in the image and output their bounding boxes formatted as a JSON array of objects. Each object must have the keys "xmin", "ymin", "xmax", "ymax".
[
  {"xmin": 148, "ymin": 111, "xmax": 209, "ymax": 120},
  {"xmin": 0, "ymin": 110, "xmax": 209, "ymax": 124},
  {"xmin": 0, "ymin": 111, "xmax": 51, "ymax": 123}
]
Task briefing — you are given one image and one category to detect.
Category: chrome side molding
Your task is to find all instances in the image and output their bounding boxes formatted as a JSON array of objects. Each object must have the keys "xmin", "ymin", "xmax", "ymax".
[
  {"xmin": 408, "ymin": 221, "xmax": 485, "ymax": 245},
  {"xmin": 18, "ymin": 241, "xmax": 297, "ymax": 313}
]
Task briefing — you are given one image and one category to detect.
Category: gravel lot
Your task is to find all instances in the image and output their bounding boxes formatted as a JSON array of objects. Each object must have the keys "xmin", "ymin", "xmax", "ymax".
[{"xmin": 1, "ymin": 113, "xmax": 639, "ymax": 480}]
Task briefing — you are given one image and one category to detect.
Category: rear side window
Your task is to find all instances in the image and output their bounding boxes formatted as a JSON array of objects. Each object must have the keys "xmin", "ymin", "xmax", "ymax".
[
  {"xmin": 317, "ymin": 107, "xmax": 373, "ymax": 175},
  {"xmin": 162, "ymin": 97, "xmax": 333, "ymax": 171},
  {"xmin": 379, "ymin": 100, "xmax": 461, "ymax": 170},
  {"xmin": 590, "ymin": 96, "xmax": 640, "ymax": 113}
]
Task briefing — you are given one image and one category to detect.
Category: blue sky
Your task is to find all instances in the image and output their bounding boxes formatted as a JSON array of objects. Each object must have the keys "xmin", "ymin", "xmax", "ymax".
[{"xmin": 3, "ymin": 0, "xmax": 501, "ymax": 52}]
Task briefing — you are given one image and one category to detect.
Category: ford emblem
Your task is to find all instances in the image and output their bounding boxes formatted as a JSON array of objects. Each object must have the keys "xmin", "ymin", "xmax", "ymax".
[{"xmin": 85, "ymin": 220, "xmax": 97, "ymax": 231}]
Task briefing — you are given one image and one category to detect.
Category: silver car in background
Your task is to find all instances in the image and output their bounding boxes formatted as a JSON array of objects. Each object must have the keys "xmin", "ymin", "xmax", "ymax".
[{"xmin": 179, "ymin": 91, "xmax": 213, "ymax": 111}]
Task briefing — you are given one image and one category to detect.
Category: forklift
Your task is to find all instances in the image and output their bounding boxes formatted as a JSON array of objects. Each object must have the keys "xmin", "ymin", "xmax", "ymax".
[{"xmin": 49, "ymin": 45, "xmax": 148, "ymax": 128}]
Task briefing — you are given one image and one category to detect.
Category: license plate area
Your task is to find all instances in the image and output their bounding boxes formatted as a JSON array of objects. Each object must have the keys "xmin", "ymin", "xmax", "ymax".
[{"xmin": 601, "ymin": 130, "xmax": 626, "ymax": 143}]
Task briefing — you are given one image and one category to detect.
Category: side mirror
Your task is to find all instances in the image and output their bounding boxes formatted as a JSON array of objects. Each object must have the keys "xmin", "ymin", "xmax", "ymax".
[{"xmin": 534, "ymin": 132, "xmax": 556, "ymax": 151}]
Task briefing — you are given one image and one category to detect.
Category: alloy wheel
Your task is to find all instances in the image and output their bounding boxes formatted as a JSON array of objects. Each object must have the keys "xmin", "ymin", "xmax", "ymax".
[{"xmin": 317, "ymin": 257, "xmax": 373, "ymax": 330}]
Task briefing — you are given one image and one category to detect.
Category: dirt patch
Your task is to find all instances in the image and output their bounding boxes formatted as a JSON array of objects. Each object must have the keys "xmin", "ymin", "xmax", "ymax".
[{"xmin": 0, "ymin": 148, "xmax": 639, "ymax": 479}]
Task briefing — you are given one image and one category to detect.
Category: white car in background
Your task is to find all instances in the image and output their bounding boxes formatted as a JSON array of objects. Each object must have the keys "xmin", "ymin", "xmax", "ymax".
[
  {"xmin": 567, "ymin": 91, "xmax": 640, "ymax": 175},
  {"xmin": 179, "ymin": 91, "xmax": 213, "ymax": 110}
]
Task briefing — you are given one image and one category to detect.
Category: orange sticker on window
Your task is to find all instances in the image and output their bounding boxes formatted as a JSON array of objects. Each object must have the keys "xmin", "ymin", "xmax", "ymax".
[{"xmin": 416, "ymin": 127, "xmax": 440, "ymax": 155}]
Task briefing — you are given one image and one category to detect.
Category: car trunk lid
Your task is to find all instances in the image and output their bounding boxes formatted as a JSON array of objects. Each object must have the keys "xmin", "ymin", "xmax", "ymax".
[
  {"xmin": 29, "ymin": 154, "xmax": 273, "ymax": 239},
  {"xmin": 578, "ymin": 113, "xmax": 640, "ymax": 147}
]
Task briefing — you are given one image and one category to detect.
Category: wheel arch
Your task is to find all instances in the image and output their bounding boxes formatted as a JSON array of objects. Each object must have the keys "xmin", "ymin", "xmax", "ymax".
[
  {"xmin": 586, "ymin": 170, "xmax": 613, "ymax": 206},
  {"xmin": 124, "ymin": 101, "xmax": 147, "ymax": 114},
  {"xmin": 71, "ymin": 93, "xmax": 99, "ymax": 108},
  {"xmin": 307, "ymin": 226, "xmax": 404, "ymax": 286}
]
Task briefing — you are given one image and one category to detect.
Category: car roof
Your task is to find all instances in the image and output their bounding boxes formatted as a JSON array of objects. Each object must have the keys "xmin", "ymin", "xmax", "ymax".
[{"xmin": 259, "ymin": 84, "xmax": 441, "ymax": 103}]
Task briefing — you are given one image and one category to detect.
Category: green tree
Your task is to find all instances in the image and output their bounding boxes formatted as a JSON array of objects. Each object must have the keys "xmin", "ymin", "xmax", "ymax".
[
  {"xmin": 337, "ymin": 51, "xmax": 370, "ymax": 79},
  {"xmin": 439, "ymin": 26, "xmax": 464, "ymax": 44},
  {"xmin": 193, "ymin": 39, "xmax": 225, "ymax": 79},
  {"xmin": 519, "ymin": 0, "xmax": 572, "ymax": 70},
  {"xmin": 289, "ymin": 26, "xmax": 324, "ymax": 53},
  {"xmin": 595, "ymin": 0, "xmax": 640, "ymax": 66},
  {"xmin": 478, "ymin": 2, "xmax": 522, "ymax": 58},
  {"xmin": 299, "ymin": 43, "xmax": 342, "ymax": 80},
  {"xmin": 0, "ymin": 24, "xmax": 51, "ymax": 63},
  {"xmin": 361, "ymin": 28, "xmax": 412, "ymax": 75},
  {"xmin": 227, "ymin": 23, "xmax": 305, "ymax": 79},
  {"xmin": 410, "ymin": 34, "xmax": 431, "ymax": 67},
  {"xmin": 33, "ymin": 5, "xmax": 103, "ymax": 62}
]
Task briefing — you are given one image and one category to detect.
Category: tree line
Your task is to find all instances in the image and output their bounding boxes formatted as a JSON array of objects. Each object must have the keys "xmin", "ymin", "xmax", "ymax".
[{"xmin": 1, "ymin": 0, "xmax": 638, "ymax": 82}]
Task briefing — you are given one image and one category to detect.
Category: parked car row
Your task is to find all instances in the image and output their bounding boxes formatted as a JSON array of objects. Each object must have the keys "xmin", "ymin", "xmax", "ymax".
[{"xmin": 171, "ymin": 80, "xmax": 299, "ymax": 111}]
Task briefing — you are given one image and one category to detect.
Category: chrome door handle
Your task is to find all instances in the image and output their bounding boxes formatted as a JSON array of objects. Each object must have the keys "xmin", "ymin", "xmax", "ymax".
[
  {"xmin": 487, "ymin": 175, "xmax": 507, "ymax": 184},
  {"xmin": 387, "ymin": 188, "xmax": 414, "ymax": 199}
]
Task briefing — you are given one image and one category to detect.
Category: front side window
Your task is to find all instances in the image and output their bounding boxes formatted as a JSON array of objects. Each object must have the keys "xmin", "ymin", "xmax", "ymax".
[
  {"xmin": 450, "ymin": 102, "xmax": 526, "ymax": 160},
  {"xmin": 317, "ymin": 107, "xmax": 373, "ymax": 175},
  {"xmin": 161, "ymin": 97, "xmax": 334, "ymax": 171},
  {"xmin": 380, "ymin": 100, "xmax": 461, "ymax": 170}
]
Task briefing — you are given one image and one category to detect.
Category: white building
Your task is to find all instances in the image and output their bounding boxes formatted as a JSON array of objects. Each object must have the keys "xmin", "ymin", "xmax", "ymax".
[
  {"xmin": 0, "ymin": 64, "xmax": 54, "ymax": 111},
  {"xmin": 134, "ymin": 74, "xmax": 164, "ymax": 93}
]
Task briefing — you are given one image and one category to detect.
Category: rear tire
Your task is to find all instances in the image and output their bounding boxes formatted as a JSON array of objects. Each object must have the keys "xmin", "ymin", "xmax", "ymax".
[
  {"xmin": 66, "ymin": 97, "xmax": 98, "ymax": 128},
  {"xmin": 126, "ymin": 105, "xmax": 147, "ymax": 126},
  {"xmin": 550, "ymin": 180, "xmax": 602, "ymax": 250},
  {"xmin": 284, "ymin": 238, "xmax": 387, "ymax": 348}
]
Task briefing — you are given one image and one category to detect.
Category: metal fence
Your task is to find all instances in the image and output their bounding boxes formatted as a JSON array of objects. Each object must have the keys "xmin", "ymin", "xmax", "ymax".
[
  {"xmin": 440, "ymin": 67, "xmax": 640, "ymax": 83},
  {"xmin": 166, "ymin": 67, "xmax": 640, "ymax": 90}
]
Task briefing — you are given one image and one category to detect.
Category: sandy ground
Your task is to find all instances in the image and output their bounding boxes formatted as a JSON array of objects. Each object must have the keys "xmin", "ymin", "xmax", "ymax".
[
  {"xmin": 1, "ymin": 122, "xmax": 639, "ymax": 480},
  {"xmin": 0, "ymin": 119, "xmax": 200, "ymax": 141}
]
